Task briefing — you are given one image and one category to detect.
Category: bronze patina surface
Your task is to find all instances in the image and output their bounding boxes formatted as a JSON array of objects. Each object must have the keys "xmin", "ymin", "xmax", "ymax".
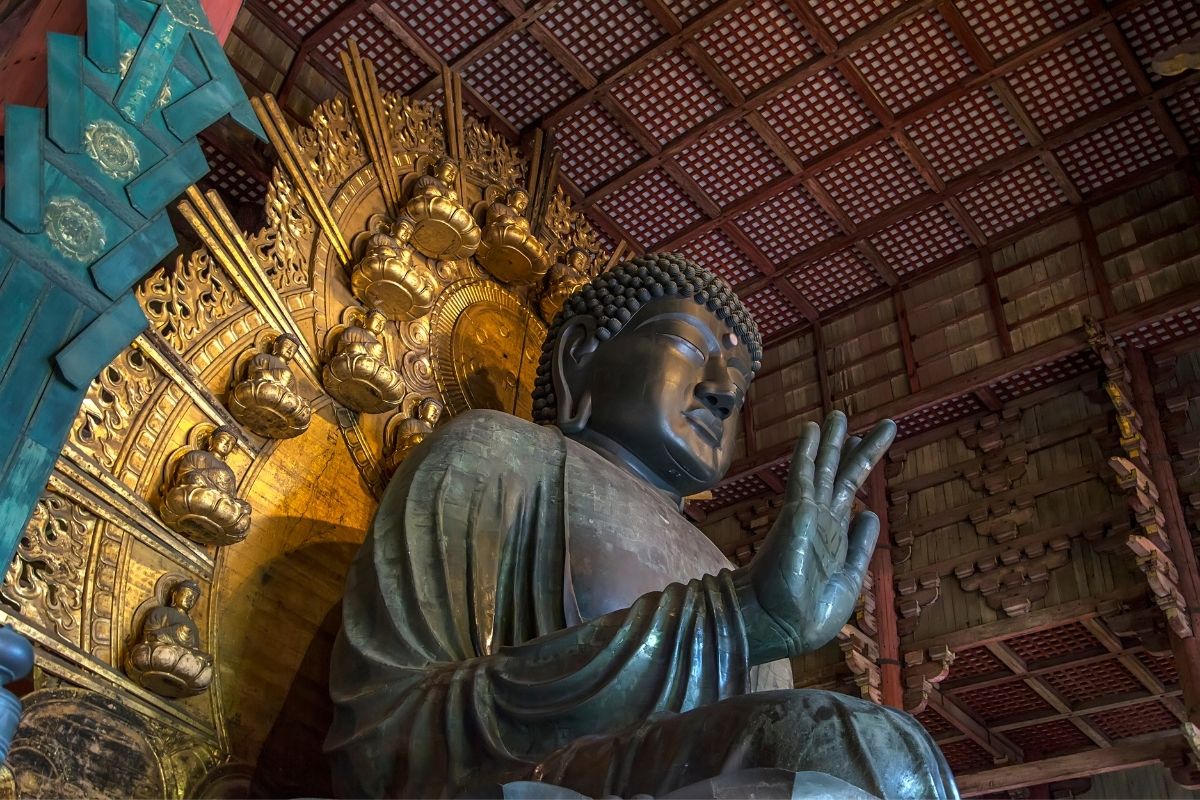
[{"xmin": 328, "ymin": 254, "xmax": 958, "ymax": 798}]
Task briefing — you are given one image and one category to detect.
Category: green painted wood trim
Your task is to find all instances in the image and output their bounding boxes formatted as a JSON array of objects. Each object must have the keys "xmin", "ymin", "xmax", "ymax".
[{"xmin": 2, "ymin": 108, "xmax": 46, "ymax": 234}]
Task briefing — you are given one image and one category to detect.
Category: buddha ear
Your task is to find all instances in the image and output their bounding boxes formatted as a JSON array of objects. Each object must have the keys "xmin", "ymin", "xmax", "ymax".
[{"xmin": 552, "ymin": 315, "xmax": 599, "ymax": 434}]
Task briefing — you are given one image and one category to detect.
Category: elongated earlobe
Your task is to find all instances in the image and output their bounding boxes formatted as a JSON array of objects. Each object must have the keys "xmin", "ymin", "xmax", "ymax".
[{"xmin": 552, "ymin": 316, "xmax": 597, "ymax": 434}]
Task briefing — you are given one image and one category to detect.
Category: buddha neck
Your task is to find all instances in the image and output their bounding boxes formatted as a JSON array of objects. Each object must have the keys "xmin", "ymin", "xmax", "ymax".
[{"xmin": 566, "ymin": 427, "xmax": 684, "ymax": 510}]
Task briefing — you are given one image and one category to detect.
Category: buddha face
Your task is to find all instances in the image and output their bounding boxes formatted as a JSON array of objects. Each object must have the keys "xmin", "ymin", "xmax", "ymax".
[
  {"xmin": 393, "ymin": 217, "xmax": 415, "ymax": 241},
  {"xmin": 365, "ymin": 310, "xmax": 387, "ymax": 334},
  {"xmin": 209, "ymin": 430, "xmax": 236, "ymax": 457},
  {"xmin": 507, "ymin": 190, "xmax": 529, "ymax": 214},
  {"xmin": 275, "ymin": 336, "xmax": 299, "ymax": 360},
  {"xmin": 171, "ymin": 584, "xmax": 199, "ymax": 610},
  {"xmin": 436, "ymin": 160, "xmax": 457, "ymax": 183},
  {"xmin": 419, "ymin": 400, "xmax": 442, "ymax": 425},
  {"xmin": 556, "ymin": 296, "xmax": 751, "ymax": 497}
]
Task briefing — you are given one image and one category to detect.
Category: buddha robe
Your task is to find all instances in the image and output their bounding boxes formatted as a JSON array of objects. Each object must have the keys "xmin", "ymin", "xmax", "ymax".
[{"xmin": 327, "ymin": 410, "xmax": 957, "ymax": 798}]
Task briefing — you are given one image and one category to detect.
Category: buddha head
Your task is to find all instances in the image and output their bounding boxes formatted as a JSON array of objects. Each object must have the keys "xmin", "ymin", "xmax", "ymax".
[
  {"xmin": 418, "ymin": 398, "xmax": 443, "ymax": 426},
  {"xmin": 434, "ymin": 158, "xmax": 457, "ymax": 184},
  {"xmin": 392, "ymin": 216, "xmax": 416, "ymax": 243},
  {"xmin": 207, "ymin": 426, "xmax": 238, "ymax": 458},
  {"xmin": 273, "ymin": 333, "xmax": 300, "ymax": 361},
  {"xmin": 533, "ymin": 254, "xmax": 762, "ymax": 498},
  {"xmin": 364, "ymin": 309, "xmax": 388, "ymax": 335},
  {"xmin": 169, "ymin": 579, "xmax": 201, "ymax": 611},
  {"xmin": 506, "ymin": 188, "xmax": 529, "ymax": 215}
]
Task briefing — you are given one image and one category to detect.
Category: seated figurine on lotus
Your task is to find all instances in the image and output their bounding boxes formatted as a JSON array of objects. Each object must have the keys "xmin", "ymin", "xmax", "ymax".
[
  {"xmin": 229, "ymin": 333, "xmax": 312, "ymax": 439},
  {"xmin": 382, "ymin": 397, "xmax": 443, "ymax": 478},
  {"xmin": 537, "ymin": 247, "xmax": 594, "ymax": 323},
  {"xmin": 322, "ymin": 308, "xmax": 405, "ymax": 414},
  {"xmin": 350, "ymin": 216, "xmax": 438, "ymax": 321},
  {"xmin": 404, "ymin": 157, "xmax": 480, "ymax": 261},
  {"xmin": 126, "ymin": 579, "xmax": 213, "ymax": 699},
  {"xmin": 159, "ymin": 426, "xmax": 251, "ymax": 546},
  {"xmin": 476, "ymin": 187, "xmax": 551, "ymax": 284}
]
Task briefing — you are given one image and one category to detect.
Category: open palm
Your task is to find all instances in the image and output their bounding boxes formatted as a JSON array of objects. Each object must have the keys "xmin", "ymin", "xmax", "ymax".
[{"xmin": 735, "ymin": 411, "xmax": 896, "ymax": 664}]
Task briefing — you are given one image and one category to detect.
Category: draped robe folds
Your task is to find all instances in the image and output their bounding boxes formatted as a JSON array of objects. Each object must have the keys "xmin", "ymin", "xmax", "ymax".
[{"xmin": 327, "ymin": 410, "xmax": 958, "ymax": 798}]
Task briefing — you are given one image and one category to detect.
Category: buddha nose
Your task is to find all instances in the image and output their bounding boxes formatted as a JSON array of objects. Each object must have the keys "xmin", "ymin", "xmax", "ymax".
[{"xmin": 696, "ymin": 381, "xmax": 738, "ymax": 420}]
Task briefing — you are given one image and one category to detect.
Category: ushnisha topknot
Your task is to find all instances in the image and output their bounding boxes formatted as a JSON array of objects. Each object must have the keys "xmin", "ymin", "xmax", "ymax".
[{"xmin": 531, "ymin": 252, "xmax": 763, "ymax": 424}]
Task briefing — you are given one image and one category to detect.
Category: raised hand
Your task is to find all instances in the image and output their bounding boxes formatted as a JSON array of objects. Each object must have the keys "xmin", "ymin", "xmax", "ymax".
[{"xmin": 733, "ymin": 411, "xmax": 896, "ymax": 665}]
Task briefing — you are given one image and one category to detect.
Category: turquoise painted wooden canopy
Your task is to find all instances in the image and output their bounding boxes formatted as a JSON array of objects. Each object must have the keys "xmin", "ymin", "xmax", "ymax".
[{"xmin": 0, "ymin": 0, "xmax": 263, "ymax": 564}]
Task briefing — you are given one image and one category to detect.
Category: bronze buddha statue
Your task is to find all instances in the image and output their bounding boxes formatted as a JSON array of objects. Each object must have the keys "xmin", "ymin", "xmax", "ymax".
[
  {"xmin": 328, "ymin": 254, "xmax": 956, "ymax": 798},
  {"xmin": 321, "ymin": 308, "xmax": 406, "ymax": 414},
  {"xmin": 159, "ymin": 426, "xmax": 252, "ymax": 546},
  {"xmin": 125, "ymin": 578, "xmax": 213, "ymax": 698},
  {"xmin": 229, "ymin": 333, "xmax": 313, "ymax": 439},
  {"xmin": 350, "ymin": 216, "xmax": 438, "ymax": 321}
]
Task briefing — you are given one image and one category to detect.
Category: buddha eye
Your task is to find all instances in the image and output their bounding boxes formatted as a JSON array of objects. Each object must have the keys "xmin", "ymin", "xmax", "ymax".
[{"xmin": 660, "ymin": 333, "xmax": 706, "ymax": 361}]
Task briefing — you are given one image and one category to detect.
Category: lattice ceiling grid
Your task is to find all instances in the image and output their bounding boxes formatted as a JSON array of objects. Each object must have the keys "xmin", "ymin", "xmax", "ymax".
[{"xmin": 229, "ymin": 0, "xmax": 1198, "ymax": 333}]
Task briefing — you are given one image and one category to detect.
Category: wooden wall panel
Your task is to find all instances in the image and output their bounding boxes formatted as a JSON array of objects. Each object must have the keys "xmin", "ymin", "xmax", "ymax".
[
  {"xmin": 748, "ymin": 330, "xmax": 820, "ymax": 453},
  {"xmin": 823, "ymin": 297, "xmax": 908, "ymax": 416},
  {"xmin": 903, "ymin": 259, "xmax": 1003, "ymax": 388},
  {"xmin": 995, "ymin": 218, "xmax": 1093, "ymax": 352},
  {"xmin": 1092, "ymin": 173, "xmax": 1200, "ymax": 311}
]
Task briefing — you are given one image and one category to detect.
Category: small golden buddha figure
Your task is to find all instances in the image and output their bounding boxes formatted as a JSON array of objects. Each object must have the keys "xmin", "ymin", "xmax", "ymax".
[
  {"xmin": 477, "ymin": 187, "xmax": 551, "ymax": 284},
  {"xmin": 350, "ymin": 216, "xmax": 438, "ymax": 321},
  {"xmin": 538, "ymin": 247, "xmax": 594, "ymax": 322},
  {"xmin": 125, "ymin": 579, "xmax": 213, "ymax": 698},
  {"xmin": 383, "ymin": 398, "xmax": 443, "ymax": 477},
  {"xmin": 404, "ymin": 158, "xmax": 481, "ymax": 260},
  {"xmin": 322, "ymin": 308, "xmax": 406, "ymax": 414},
  {"xmin": 159, "ymin": 426, "xmax": 251, "ymax": 546},
  {"xmin": 228, "ymin": 333, "xmax": 313, "ymax": 439}
]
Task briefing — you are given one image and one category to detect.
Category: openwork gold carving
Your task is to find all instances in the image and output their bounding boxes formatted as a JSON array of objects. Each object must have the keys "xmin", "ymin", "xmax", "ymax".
[
  {"xmin": 84, "ymin": 119, "xmax": 140, "ymax": 181},
  {"xmin": 228, "ymin": 332, "xmax": 312, "ymax": 438},
  {"xmin": 249, "ymin": 166, "xmax": 313, "ymax": 292},
  {"xmin": 126, "ymin": 576, "xmax": 212, "ymax": 698},
  {"xmin": 70, "ymin": 345, "xmax": 159, "ymax": 470},
  {"xmin": 159, "ymin": 426, "xmax": 251, "ymax": 546},
  {"xmin": 463, "ymin": 117, "xmax": 523, "ymax": 187},
  {"xmin": 43, "ymin": 196, "xmax": 106, "ymax": 262},
  {"xmin": 2, "ymin": 493, "xmax": 90, "ymax": 644},
  {"xmin": 137, "ymin": 249, "xmax": 243, "ymax": 353},
  {"xmin": 322, "ymin": 308, "xmax": 405, "ymax": 413}
]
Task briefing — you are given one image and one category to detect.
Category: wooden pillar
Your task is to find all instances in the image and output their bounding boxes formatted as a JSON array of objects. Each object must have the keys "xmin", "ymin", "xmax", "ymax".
[
  {"xmin": 869, "ymin": 467, "xmax": 903, "ymax": 708},
  {"xmin": 1126, "ymin": 345, "xmax": 1200, "ymax": 723}
]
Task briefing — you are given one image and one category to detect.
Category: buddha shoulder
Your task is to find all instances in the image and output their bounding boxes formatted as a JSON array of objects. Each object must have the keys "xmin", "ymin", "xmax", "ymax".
[{"xmin": 412, "ymin": 409, "xmax": 560, "ymax": 467}]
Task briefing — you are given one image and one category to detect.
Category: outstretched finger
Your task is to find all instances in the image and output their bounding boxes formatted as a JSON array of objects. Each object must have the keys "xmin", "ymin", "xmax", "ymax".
[
  {"xmin": 813, "ymin": 411, "xmax": 847, "ymax": 506},
  {"xmin": 841, "ymin": 511, "xmax": 880, "ymax": 587},
  {"xmin": 785, "ymin": 420, "xmax": 821, "ymax": 505},
  {"xmin": 832, "ymin": 420, "xmax": 897, "ymax": 516}
]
